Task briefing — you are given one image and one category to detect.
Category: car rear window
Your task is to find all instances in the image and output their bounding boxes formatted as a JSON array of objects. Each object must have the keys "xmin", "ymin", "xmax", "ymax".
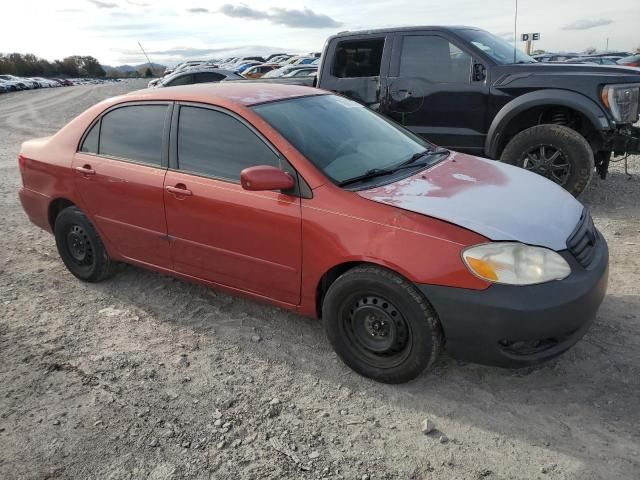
[
  {"xmin": 332, "ymin": 38, "xmax": 384, "ymax": 78},
  {"xmin": 99, "ymin": 105, "xmax": 167, "ymax": 166}
]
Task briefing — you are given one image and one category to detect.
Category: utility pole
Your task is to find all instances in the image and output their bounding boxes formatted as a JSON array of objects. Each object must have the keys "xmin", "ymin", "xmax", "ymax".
[
  {"xmin": 513, "ymin": 0, "xmax": 518, "ymax": 63},
  {"xmin": 138, "ymin": 41, "xmax": 154, "ymax": 75},
  {"xmin": 606, "ymin": 37, "xmax": 609, "ymax": 52}
]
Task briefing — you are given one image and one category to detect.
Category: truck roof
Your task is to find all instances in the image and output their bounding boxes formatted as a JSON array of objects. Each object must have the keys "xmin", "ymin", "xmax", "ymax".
[{"xmin": 328, "ymin": 25, "xmax": 482, "ymax": 39}]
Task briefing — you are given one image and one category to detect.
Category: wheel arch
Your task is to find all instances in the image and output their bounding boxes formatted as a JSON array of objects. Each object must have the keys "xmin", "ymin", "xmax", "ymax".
[
  {"xmin": 315, "ymin": 260, "xmax": 420, "ymax": 319},
  {"xmin": 485, "ymin": 90, "xmax": 611, "ymax": 159},
  {"xmin": 48, "ymin": 198, "xmax": 76, "ymax": 230}
]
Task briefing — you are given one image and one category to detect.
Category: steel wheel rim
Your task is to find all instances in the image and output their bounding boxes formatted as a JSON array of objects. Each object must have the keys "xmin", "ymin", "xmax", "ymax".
[
  {"xmin": 342, "ymin": 295, "xmax": 411, "ymax": 369},
  {"xmin": 65, "ymin": 225, "xmax": 94, "ymax": 266},
  {"xmin": 522, "ymin": 144, "xmax": 571, "ymax": 186}
]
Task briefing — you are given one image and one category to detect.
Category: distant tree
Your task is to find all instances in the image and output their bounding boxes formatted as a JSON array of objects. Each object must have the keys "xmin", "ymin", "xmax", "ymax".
[
  {"xmin": 60, "ymin": 57, "xmax": 80, "ymax": 77},
  {"xmin": 80, "ymin": 56, "xmax": 106, "ymax": 77},
  {"xmin": 144, "ymin": 67, "xmax": 152, "ymax": 77},
  {"xmin": 584, "ymin": 46, "xmax": 596, "ymax": 54},
  {"xmin": 635, "ymin": 46, "xmax": 640, "ymax": 54}
]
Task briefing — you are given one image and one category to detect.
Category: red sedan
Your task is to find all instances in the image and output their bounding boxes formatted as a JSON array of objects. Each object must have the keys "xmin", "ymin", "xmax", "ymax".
[{"xmin": 18, "ymin": 83, "xmax": 608, "ymax": 383}]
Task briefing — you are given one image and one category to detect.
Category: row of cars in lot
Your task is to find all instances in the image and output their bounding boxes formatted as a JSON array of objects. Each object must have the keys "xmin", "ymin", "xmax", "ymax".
[
  {"xmin": 0, "ymin": 75, "xmax": 121, "ymax": 94},
  {"xmin": 532, "ymin": 51, "xmax": 640, "ymax": 67},
  {"xmin": 147, "ymin": 52, "xmax": 320, "ymax": 88}
]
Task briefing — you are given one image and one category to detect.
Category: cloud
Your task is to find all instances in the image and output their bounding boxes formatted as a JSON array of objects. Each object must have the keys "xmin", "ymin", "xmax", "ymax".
[
  {"xmin": 269, "ymin": 8, "xmax": 341, "ymax": 28},
  {"xmin": 88, "ymin": 0, "xmax": 118, "ymax": 8},
  {"xmin": 218, "ymin": 4, "xmax": 341, "ymax": 28},
  {"xmin": 126, "ymin": 0, "xmax": 150, "ymax": 5},
  {"xmin": 562, "ymin": 19, "xmax": 613, "ymax": 30},
  {"xmin": 187, "ymin": 7, "xmax": 210, "ymax": 13},
  {"xmin": 219, "ymin": 4, "xmax": 268, "ymax": 20}
]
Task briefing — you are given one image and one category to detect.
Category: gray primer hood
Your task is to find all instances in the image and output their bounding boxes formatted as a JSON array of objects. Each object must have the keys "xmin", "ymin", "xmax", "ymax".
[{"xmin": 357, "ymin": 152, "xmax": 584, "ymax": 251}]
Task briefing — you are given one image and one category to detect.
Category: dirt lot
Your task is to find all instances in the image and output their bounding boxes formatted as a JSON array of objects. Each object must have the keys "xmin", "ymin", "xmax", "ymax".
[{"xmin": 0, "ymin": 80, "xmax": 639, "ymax": 480}]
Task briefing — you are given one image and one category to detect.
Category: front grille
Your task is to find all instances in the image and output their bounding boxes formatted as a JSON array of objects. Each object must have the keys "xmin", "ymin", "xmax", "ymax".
[{"xmin": 567, "ymin": 209, "xmax": 598, "ymax": 268}]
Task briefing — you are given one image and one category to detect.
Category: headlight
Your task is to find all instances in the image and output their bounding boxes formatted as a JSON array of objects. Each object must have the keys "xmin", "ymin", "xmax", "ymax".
[
  {"xmin": 462, "ymin": 243, "xmax": 571, "ymax": 286},
  {"xmin": 601, "ymin": 84, "xmax": 640, "ymax": 124}
]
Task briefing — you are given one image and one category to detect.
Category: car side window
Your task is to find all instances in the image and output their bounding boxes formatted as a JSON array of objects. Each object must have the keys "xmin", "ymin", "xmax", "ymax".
[
  {"xmin": 166, "ymin": 74, "xmax": 193, "ymax": 86},
  {"xmin": 177, "ymin": 106, "xmax": 280, "ymax": 181},
  {"xmin": 332, "ymin": 38, "xmax": 384, "ymax": 78},
  {"xmin": 99, "ymin": 105, "xmax": 167, "ymax": 166},
  {"xmin": 194, "ymin": 72, "xmax": 224, "ymax": 83},
  {"xmin": 399, "ymin": 35, "xmax": 471, "ymax": 83},
  {"xmin": 80, "ymin": 121, "xmax": 99, "ymax": 154}
]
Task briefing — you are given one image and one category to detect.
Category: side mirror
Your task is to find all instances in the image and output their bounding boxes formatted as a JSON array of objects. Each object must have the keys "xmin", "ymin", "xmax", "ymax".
[{"xmin": 240, "ymin": 165, "xmax": 295, "ymax": 192}]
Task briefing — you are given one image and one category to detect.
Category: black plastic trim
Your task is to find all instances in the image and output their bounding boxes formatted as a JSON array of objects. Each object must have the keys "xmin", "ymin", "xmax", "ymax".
[{"xmin": 417, "ymin": 239, "xmax": 609, "ymax": 368}]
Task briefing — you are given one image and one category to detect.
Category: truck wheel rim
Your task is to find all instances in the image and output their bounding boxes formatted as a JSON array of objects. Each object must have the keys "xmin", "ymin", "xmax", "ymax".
[
  {"xmin": 522, "ymin": 144, "xmax": 571, "ymax": 186},
  {"xmin": 343, "ymin": 295, "xmax": 411, "ymax": 368}
]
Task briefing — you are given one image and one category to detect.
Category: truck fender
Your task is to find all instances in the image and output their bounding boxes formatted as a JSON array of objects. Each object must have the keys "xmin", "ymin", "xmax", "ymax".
[{"xmin": 484, "ymin": 89, "xmax": 611, "ymax": 159}]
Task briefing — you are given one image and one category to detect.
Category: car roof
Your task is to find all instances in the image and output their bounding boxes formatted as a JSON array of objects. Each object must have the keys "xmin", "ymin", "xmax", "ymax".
[{"xmin": 126, "ymin": 82, "xmax": 326, "ymax": 106}]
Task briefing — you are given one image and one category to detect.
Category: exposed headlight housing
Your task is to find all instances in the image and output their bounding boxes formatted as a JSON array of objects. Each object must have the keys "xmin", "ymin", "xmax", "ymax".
[
  {"xmin": 601, "ymin": 84, "xmax": 640, "ymax": 124},
  {"xmin": 462, "ymin": 243, "xmax": 571, "ymax": 286}
]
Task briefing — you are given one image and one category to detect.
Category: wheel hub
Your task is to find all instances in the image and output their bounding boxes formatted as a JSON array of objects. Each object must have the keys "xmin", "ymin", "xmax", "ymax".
[
  {"xmin": 522, "ymin": 144, "xmax": 571, "ymax": 186},
  {"xmin": 348, "ymin": 296, "xmax": 407, "ymax": 355},
  {"xmin": 66, "ymin": 225, "xmax": 92, "ymax": 264}
]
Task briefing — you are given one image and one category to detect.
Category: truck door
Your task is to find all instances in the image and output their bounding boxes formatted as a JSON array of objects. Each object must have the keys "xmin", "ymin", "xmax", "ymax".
[
  {"xmin": 381, "ymin": 32, "xmax": 489, "ymax": 154},
  {"xmin": 318, "ymin": 33, "xmax": 393, "ymax": 111}
]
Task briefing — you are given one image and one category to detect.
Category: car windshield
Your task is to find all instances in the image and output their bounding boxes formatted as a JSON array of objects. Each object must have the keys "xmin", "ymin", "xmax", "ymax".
[
  {"xmin": 458, "ymin": 29, "xmax": 536, "ymax": 64},
  {"xmin": 253, "ymin": 95, "xmax": 439, "ymax": 186}
]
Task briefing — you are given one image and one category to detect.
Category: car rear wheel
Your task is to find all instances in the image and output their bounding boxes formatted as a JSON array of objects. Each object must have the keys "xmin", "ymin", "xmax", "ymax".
[
  {"xmin": 323, "ymin": 265, "xmax": 443, "ymax": 384},
  {"xmin": 500, "ymin": 124, "xmax": 594, "ymax": 196},
  {"xmin": 54, "ymin": 206, "xmax": 117, "ymax": 282}
]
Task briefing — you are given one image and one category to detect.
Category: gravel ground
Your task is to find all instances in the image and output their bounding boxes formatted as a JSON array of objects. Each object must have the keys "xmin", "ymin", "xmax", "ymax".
[{"xmin": 0, "ymin": 80, "xmax": 639, "ymax": 480}]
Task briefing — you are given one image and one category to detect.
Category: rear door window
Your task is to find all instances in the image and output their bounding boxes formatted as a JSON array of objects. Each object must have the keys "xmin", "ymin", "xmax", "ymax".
[
  {"xmin": 177, "ymin": 106, "xmax": 280, "ymax": 181},
  {"xmin": 99, "ymin": 105, "xmax": 168, "ymax": 166},
  {"xmin": 399, "ymin": 35, "xmax": 471, "ymax": 83},
  {"xmin": 332, "ymin": 38, "xmax": 384, "ymax": 78},
  {"xmin": 80, "ymin": 121, "xmax": 99, "ymax": 154}
]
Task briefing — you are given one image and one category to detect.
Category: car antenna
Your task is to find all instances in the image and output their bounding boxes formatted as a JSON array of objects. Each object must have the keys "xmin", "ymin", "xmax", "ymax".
[
  {"xmin": 138, "ymin": 41, "xmax": 155, "ymax": 76},
  {"xmin": 513, "ymin": 0, "xmax": 518, "ymax": 63}
]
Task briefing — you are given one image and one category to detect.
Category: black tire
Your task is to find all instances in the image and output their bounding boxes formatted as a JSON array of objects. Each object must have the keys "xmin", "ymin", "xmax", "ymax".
[
  {"xmin": 500, "ymin": 124, "xmax": 594, "ymax": 196},
  {"xmin": 54, "ymin": 206, "xmax": 117, "ymax": 282},
  {"xmin": 323, "ymin": 266, "xmax": 443, "ymax": 384}
]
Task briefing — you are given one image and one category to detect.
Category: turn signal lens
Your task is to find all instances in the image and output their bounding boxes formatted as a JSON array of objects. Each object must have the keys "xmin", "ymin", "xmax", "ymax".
[
  {"xmin": 462, "ymin": 243, "xmax": 571, "ymax": 286},
  {"xmin": 465, "ymin": 257, "xmax": 498, "ymax": 281}
]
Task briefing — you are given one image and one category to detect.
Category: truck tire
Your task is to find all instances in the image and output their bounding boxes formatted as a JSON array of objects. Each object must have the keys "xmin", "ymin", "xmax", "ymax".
[
  {"xmin": 323, "ymin": 265, "xmax": 443, "ymax": 384},
  {"xmin": 54, "ymin": 206, "xmax": 117, "ymax": 282},
  {"xmin": 500, "ymin": 124, "xmax": 594, "ymax": 196}
]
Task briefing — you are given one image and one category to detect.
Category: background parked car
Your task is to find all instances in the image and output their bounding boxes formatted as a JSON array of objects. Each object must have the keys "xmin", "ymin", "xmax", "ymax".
[
  {"xmin": 617, "ymin": 55, "xmax": 640, "ymax": 67},
  {"xmin": 242, "ymin": 64, "xmax": 280, "ymax": 79},
  {"xmin": 152, "ymin": 68, "xmax": 242, "ymax": 88}
]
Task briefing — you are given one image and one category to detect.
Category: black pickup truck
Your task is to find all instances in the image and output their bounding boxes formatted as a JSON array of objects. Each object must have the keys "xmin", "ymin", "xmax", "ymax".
[{"xmin": 262, "ymin": 26, "xmax": 640, "ymax": 195}]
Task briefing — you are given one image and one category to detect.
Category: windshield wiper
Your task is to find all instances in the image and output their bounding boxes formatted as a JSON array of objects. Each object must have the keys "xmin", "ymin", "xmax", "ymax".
[
  {"xmin": 337, "ymin": 168, "xmax": 395, "ymax": 187},
  {"xmin": 398, "ymin": 147, "xmax": 449, "ymax": 167},
  {"xmin": 338, "ymin": 148, "xmax": 449, "ymax": 187}
]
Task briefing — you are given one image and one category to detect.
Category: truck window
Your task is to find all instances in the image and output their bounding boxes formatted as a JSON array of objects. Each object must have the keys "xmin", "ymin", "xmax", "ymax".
[
  {"xmin": 399, "ymin": 35, "xmax": 471, "ymax": 83},
  {"xmin": 332, "ymin": 38, "xmax": 384, "ymax": 78}
]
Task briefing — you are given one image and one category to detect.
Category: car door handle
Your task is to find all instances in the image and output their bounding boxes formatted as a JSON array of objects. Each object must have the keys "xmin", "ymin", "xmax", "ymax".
[
  {"xmin": 166, "ymin": 185, "xmax": 193, "ymax": 196},
  {"xmin": 74, "ymin": 165, "xmax": 95, "ymax": 175}
]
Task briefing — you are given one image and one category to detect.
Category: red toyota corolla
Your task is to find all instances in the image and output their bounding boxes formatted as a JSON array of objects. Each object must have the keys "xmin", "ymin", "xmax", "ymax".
[{"xmin": 18, "ymin": 83, "xmax": 608, "ymax": 383}]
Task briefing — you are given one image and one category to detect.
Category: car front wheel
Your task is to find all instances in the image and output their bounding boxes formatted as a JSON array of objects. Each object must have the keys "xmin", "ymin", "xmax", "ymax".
[
  {"xmin": 54, "ymin": 206, "xmax": 117, "ymax": 282},
  {"xmin": 500, "ymin": 124, "xmax": 594, "ymax": 196},
  {"xmin": 323, "ymin": 265, "xmax": 443, "ymax": 384}
]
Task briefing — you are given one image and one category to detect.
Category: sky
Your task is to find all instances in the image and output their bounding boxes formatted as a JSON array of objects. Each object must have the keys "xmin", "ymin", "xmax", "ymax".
[{"xmin": 1, "ymin": 0, "xmax": 639, "ymax": 66}]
